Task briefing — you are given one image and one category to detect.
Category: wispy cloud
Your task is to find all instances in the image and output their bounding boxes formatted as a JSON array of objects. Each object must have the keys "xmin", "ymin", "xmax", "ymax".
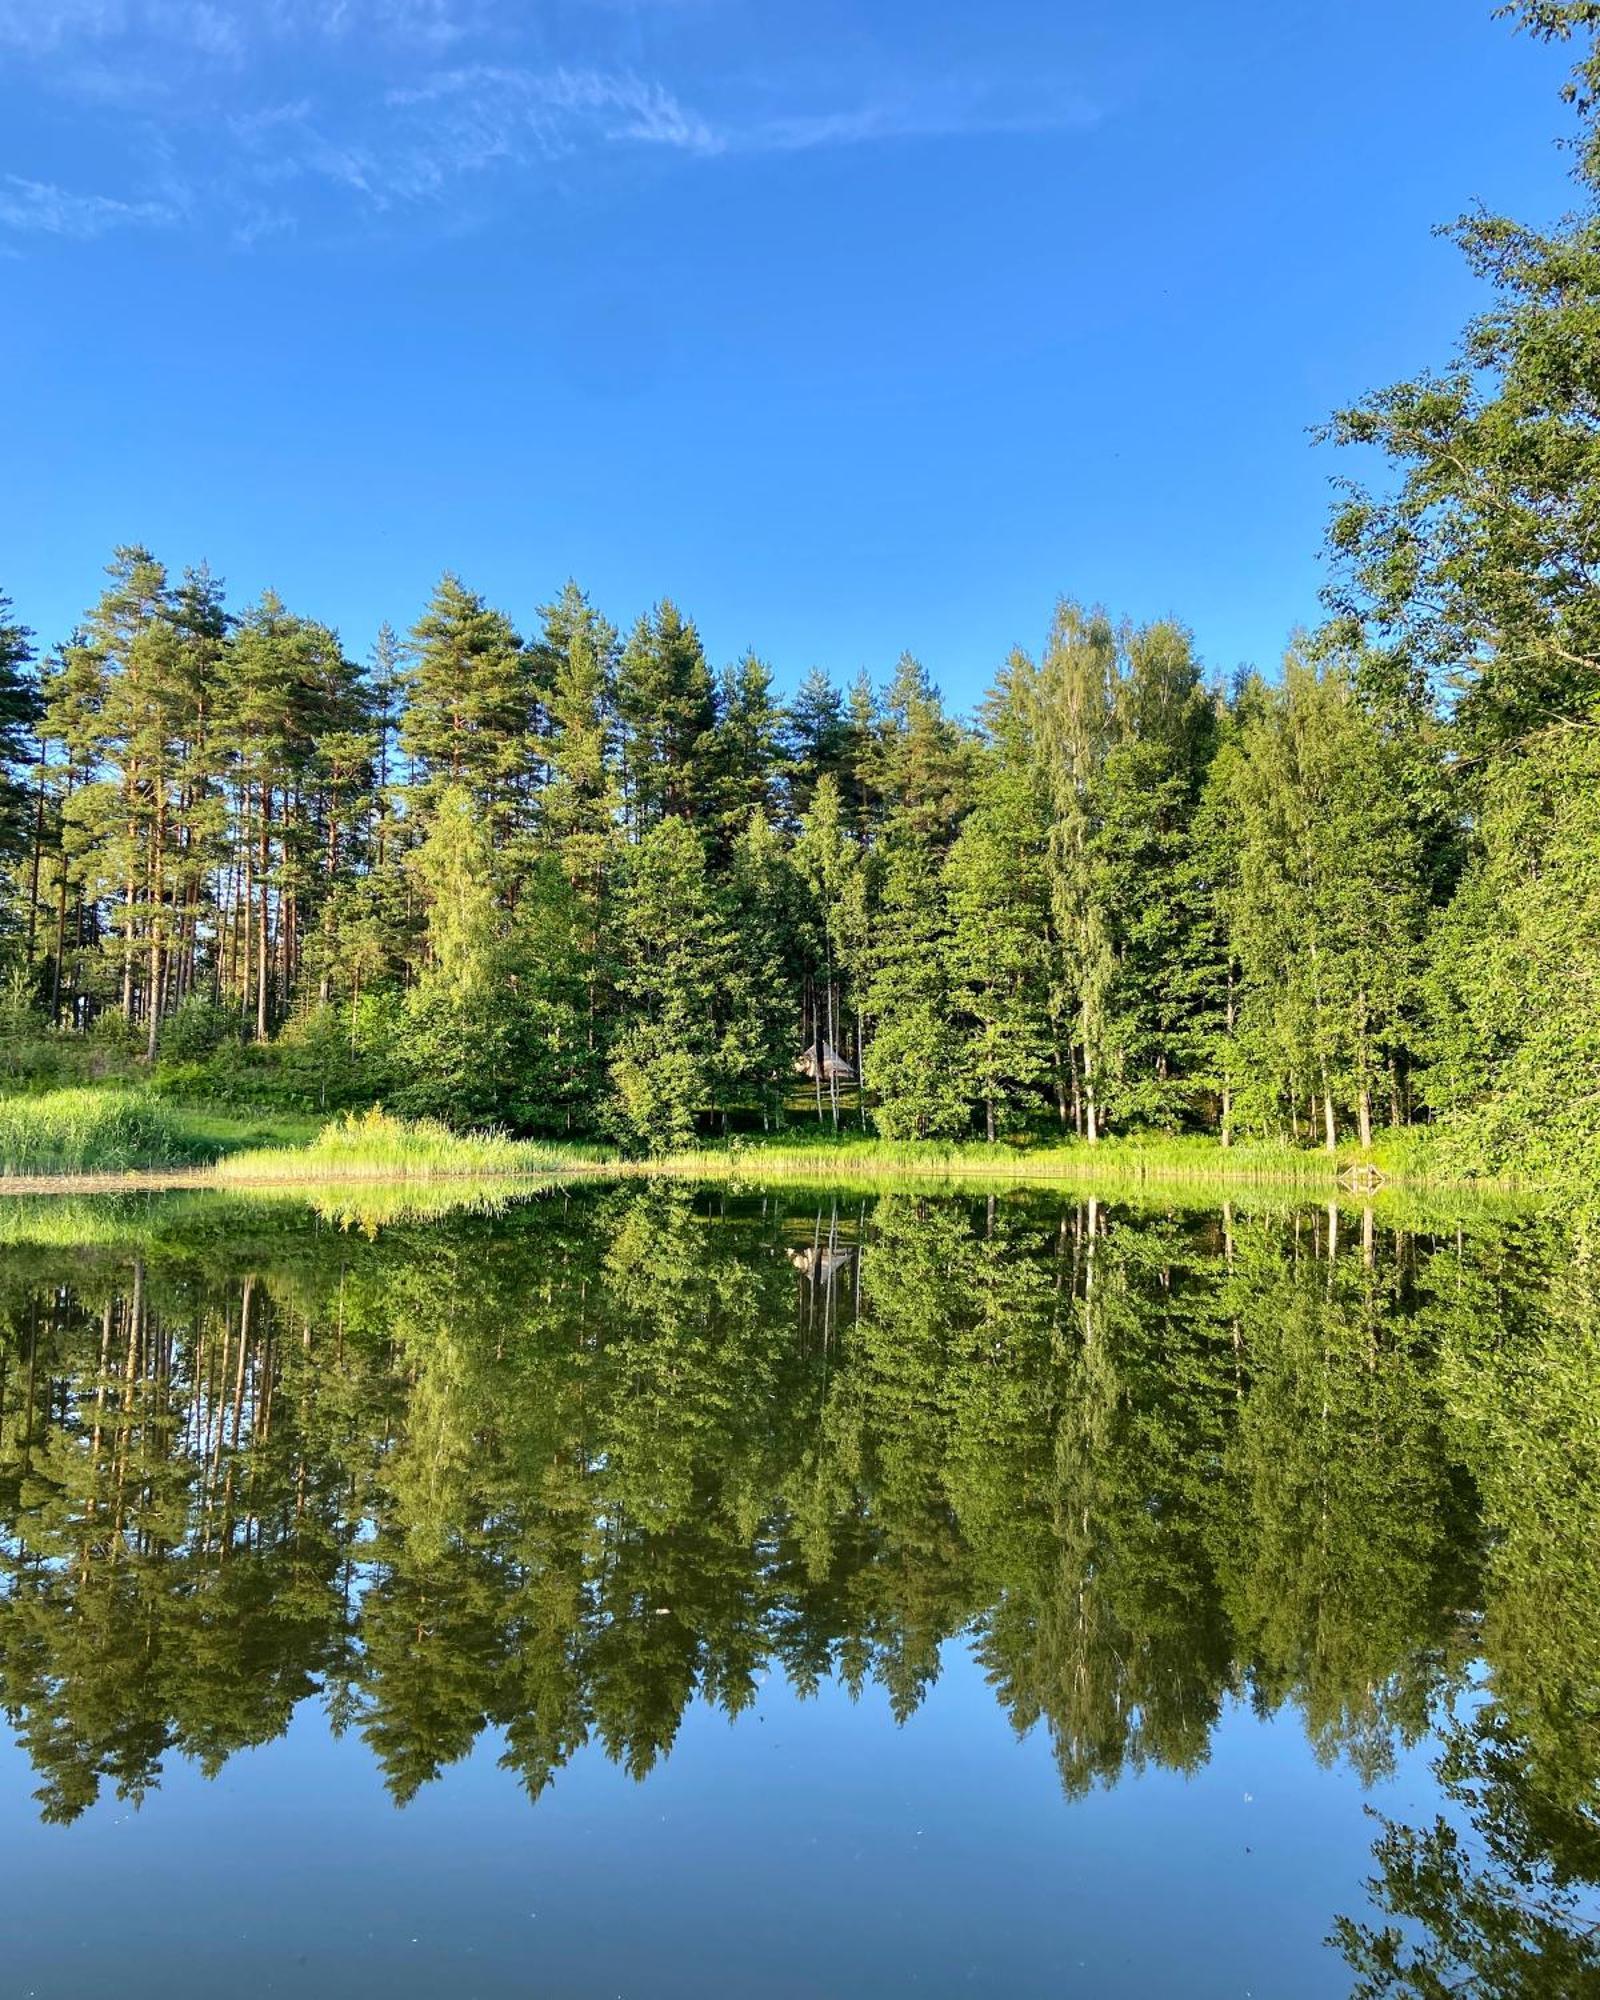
[
  {"xmin": 745, "ymin": 86, "xmax": 1100, "ymax": 155},
  {"xmin": 360, "ymin": 59, "xmax": 1092, "ymax": 189},
  {"xmin": 0, "ymin": 0, "xmax": 119, "ymax": 54},
  {"xmin": 0, "ymin": 0, "xmax": 242, "ymax": 57},
  {"xmin": 0, "ymin": 0, "xmax": 478, "ymax": 55},
  {"xmin": 0, "ymin": 173, "xmax": 181, "ymax": 236},
  {"xmin": 265, "ymin": 0, "xmax": 482, "ymax": 48},
  {"xmin": 0, "ymin": 2, "xmax": 1101, "ymax": 245},
  {"xmin": 382, "ymin": 62, "xmax": 724, "ymax": 164}
]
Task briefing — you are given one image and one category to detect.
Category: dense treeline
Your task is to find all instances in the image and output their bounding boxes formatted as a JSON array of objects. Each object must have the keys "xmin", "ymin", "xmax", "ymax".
[
  {"xmin": 0, "ymin": 2, "xmax": 1595, "ymax": 1173},
  {"xmin": 0, "ymin": 570, "xmax": 1402, "ymax": 1153},
  {"xmin": 0, "ymin": 1188, "xmax": 1595, "ymax": 1988}
]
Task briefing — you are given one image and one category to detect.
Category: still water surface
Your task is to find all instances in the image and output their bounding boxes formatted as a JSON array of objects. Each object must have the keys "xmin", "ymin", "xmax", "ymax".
[{"xmin": 0, "ymin": 1183, "xmax": 1594, "ymax": 1997}]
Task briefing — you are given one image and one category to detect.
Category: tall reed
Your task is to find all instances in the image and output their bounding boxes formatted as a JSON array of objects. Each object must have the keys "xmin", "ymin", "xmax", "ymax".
[
  {"xmin": 212, "ymin": 1107, "xmax": 607, "ymax": 1184},
  {"xmin": 0, "ymin": 1088, "xmax": 210, "ymax": 1174}
]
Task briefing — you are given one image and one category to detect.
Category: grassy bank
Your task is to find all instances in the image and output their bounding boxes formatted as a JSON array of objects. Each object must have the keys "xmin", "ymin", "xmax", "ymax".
[
  {"xmin": 211, "ymin": 1108, "xmax": 606, "ymax": 1185},
  {"xmin": 0, "ymin": 1087, "xmax": 318, "ymax": 1175},
  {"xmin": 639, "ymin": 1127, "xmax": 1508, "ymax": 1192},
  {"xmin": 0, "ymin": 1094, "xmax": 1540, "ymax": 1203}
]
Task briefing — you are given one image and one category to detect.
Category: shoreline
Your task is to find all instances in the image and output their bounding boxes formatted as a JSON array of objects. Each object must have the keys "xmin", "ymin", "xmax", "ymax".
[{"xmin": 0, "ymin": 1146, "xmax": 1531, "ymax": 1202}]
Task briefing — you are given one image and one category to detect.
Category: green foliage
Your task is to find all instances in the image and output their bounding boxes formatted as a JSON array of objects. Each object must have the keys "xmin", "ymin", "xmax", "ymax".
[
  {"xmin": 1206, "ymin": 652, "xmax": 1427, "ymax": 1148},
  {"xmin": 401, "ymin": 573, "xmax": 529, "ymax": 828},
  {"xmin": 213, "ymin": 1107, "xmax": 576, "ymax": 1182},
  {"xmin": 0, "ymin": 588, "xmax": 39, "ymax": 887},
  {"xmin": 617, "ymin": 600, "xmax": 716, "ymax": 830},
  {"xmin": 158, "ymin": 993, "xmax": 239, "ymax": 1062},
  {"xmin": 1424, "ymin": 731, "xmax": 1600, "ymax": 1177},
  {"xmin": 2, "ymin": 3, "xmax": 1597, "ymax": 1191},
  {"xmin": 942, "ymin": 760, "xmax": 1053, "ymax": 1138},
  {"xmin": 607, "ymin": 816, "xmax": 731, "ymax": 1148},
  {"xmin": 861, "ymin": 1007, "xmax": 970, "ymax": 1140}
]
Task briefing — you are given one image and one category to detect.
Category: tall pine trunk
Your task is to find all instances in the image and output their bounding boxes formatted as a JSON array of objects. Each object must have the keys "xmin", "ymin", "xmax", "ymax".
[{"xmin": 256, "ymin": 785, "xmax": 271, "ymax": 1042}]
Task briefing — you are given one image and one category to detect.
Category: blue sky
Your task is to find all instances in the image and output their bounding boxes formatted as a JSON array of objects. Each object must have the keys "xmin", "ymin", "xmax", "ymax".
[{"xmin": 0, "ymin": 0, "xmax": 1579, "ymax": 709}]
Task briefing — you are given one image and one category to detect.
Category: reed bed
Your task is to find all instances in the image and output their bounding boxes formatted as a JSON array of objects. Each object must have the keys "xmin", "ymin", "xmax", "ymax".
[
  {"xmin": 639, "ymin": 1129, "xmax": 1525, "ymax": 1196},
  {"xmin": 0, "ymin": 1088, "xmax": 219, "ymax": 1175},
  {"xmin": 0, "ymin": 1097, "xmax": 1536, "ymax": 1225},
  {"xmin": 211, "ymin": 1107, "xmax": 608, "ymax": 1185}
]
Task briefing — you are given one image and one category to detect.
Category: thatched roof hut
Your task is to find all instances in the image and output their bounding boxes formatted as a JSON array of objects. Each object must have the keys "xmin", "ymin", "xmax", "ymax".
[{"xmin": 796, "ymin": 1038, "xmax": 855, "ymax": 1083}]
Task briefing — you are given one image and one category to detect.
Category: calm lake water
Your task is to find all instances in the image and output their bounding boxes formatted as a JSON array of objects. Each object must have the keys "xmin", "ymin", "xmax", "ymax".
[{"xmin": 0, "ymin": 1182, "xmax": 1595, "ymax": 1998}]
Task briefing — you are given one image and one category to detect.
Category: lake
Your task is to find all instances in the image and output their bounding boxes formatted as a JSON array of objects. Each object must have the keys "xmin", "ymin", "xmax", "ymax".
[{"xmin": 0, "ymin": 1182, "xmax": 1595, "ymax": 1997}]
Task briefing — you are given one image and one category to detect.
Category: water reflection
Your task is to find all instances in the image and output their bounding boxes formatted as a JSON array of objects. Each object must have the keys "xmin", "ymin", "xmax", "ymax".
[{"xmin": 0, "ymin": 1185, "xmax": 1595, "ymax": 1990}]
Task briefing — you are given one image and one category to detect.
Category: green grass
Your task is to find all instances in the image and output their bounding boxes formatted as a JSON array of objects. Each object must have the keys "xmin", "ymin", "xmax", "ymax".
[
  {"xmin": 638, "ymin": 1126, "xmax": 1525, "ymax": 1194},
  {"xmin": 156, "ymin": 1104, "xmax": 322, "ymax": 1153},
  {"xmin": 0, "ymin": 1088, "xmax": 214, "ymax": 1174},
  {"xmin": 0, "ymin": 1088, "xmax": 320, "ymax": 1175},
  {"xmin": 212, "ymin": 1107, "xmax": 607, "ymax": 1185},
  {"xmin": 0, "ymin": 1105, "xmax": 1542, "ymax": 1242},
  {"xmin": 0, "ymin": 1088, "xmax": 1540, "ymax": 1220}
]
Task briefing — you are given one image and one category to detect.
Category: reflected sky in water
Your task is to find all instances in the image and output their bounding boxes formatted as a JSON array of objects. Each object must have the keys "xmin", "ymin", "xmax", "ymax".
[{"xmin": 0, "ymin": 1184, "xmax": 1593, "ymax": 1997}]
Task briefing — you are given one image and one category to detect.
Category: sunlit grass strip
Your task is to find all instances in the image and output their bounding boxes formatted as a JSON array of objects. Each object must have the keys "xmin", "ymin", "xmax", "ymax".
[
  {"xmin": 638, "ymin": 1130, "xmax": 1528, "ymax": 1195},
  {"xmin": 211, "ymin": 1108, "xmax": 609, "ymax": 1185},
  {"xmin": 0, "ymin": 1102, "xmax": 1536, "ymax": 1211}
]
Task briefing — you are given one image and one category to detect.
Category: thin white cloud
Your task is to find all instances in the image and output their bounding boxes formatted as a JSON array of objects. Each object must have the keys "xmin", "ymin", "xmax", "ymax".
[
  {"xmin": 0, "ymin": 3, "xmax": 1101, "ymax": 243},
  {"xmin": 147, "ymin": 0, "xmax": 245, "ymax": 59},
  {"xmin": 0, "ymin": 173, "xmax": 180, "ymax": 236},
  {"xmin": 383, "ymin": 63, "xmax": 722, "ymax": 155},
  {"xmin": 266, "ymin": 0, "xmax": 480, "ymax": 47},
  {"xmin": 542, "ymin": 67, "xmax": 723, "ymax": 153},
  {"xmin": 745, "ymin": 87, "xmax": 1100, "ymax": 155},
  {"xmin": 229, "ymin": 97, "xmax": 315, "ymax": 138},
  {"xmin": 0, "ymin": 0, "xmax": 123, "ymax": 53},
  {"xmin": 369, "ymin": 60, "xmax": 1092, "ymax": 181},
  {"xmin": 0, "ymin": 0, "xmax": 476, "ymax": 54}
]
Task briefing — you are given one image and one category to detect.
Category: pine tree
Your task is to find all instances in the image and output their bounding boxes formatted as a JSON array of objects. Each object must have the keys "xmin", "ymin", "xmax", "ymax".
[
  {"xmin": 866, "ymin": 653, "xmax": 970, "ymax": 851},
  {"xmin": 368, "ymin": 622, "xmax": 405, "ymax": 869},
  {"xmin": 943, "ymin": 756, "xmax": 1053, "ymax": 1141},
  {"xmin": 395, "ymin": 784, "xmax": 515, "ymax": 1125},
  {"xmin": 793, "ymin": 772, "xmax": 867, "ymax": 1128},
  {"xmin": 724, "ymin": 810, "xmax": 807, "ymax": 1127},
  {"xmin": 224, "ymin": 592, "xmax": 350, "ymax": 1039},
  {"xmin": 607, "ymin": 816, "xmax": 735, "ymax": 1148},
  {"xmin": 0, "ymin": 591, "xmax": 41, "ymax": 964},
  {"xmin": 616, "ymin": 601, "xmax": 716, "ymax": 831},
  {"xmin": 706, "ymin": 651, "xmax": 785, "ymax": 848},
  {"xmin": 401, "ymin": 575, "xmax": 530, "ymax": 833},
  {"xmin": 783, "ymin": 667, "xmax": 850, "ymax": 825},
  {"xmin": 75, "ymin": 546, "xmax": 192, "ymax": 1043},
  {"xmin": 1094, "ymin": 620, "xmax": 1219, "ymax": 1129},
  {"xmin": 533, "ymin": 582, "xmax": 622, "ymax": 1092},
  {"xmin": 862, "ymin": 835, "xmax": 966, "ymax": 1140},
  {"xmin": 534, "ymin": 581, "xmax": 620, "ymax": 890},
  {"xmin": 37, "ymin": 632, "xmax": 112, "ymax": 1023}
]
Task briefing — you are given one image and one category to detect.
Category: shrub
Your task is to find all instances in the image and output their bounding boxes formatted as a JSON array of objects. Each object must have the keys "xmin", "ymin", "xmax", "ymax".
[{"xmin": 159, "ymin": 995, "xmax": 240, "ymax": 1062}]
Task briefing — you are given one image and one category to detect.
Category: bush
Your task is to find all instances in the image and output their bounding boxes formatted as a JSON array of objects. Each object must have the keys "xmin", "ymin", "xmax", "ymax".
[{"xmin": 159, "ymin": 995, "xmax": 240, "ymax": 1062}]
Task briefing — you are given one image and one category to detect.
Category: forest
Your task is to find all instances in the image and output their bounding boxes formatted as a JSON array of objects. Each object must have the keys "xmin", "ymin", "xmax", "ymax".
[{"xmin": 0, "ymin": 1, "xmax": 1595, "ymax": 1180}]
